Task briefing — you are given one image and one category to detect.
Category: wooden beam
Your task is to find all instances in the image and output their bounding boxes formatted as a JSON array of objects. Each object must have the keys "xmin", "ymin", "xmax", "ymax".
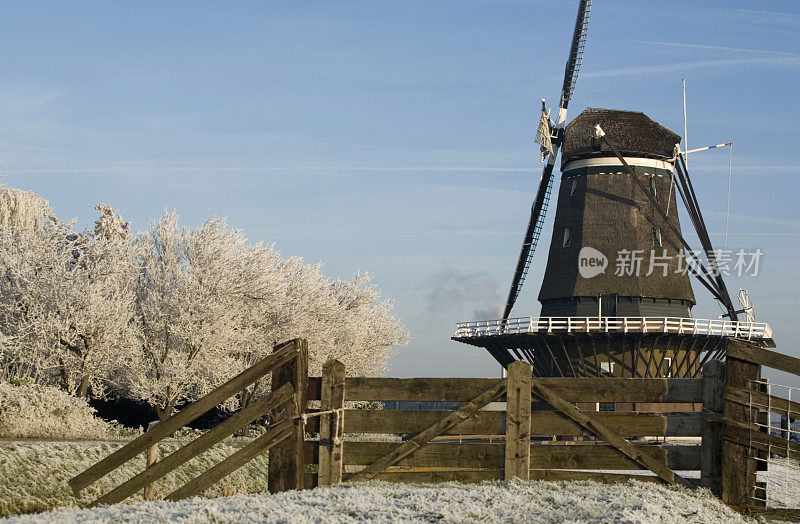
[
  {"xmin": 346, "ymin": 378, "xmax": 507, "ymax": 482},
  {"xmin": 721, "ymin": 355, "xmax": 760, "ymax": 507},
  {"xmin": 724, "ymin": 419, "xmax": 800, "ymax": 461},
  {"xmin": 528, "ymin": 380, "xmax": 694, "ymax": 488},
  {"xmin": 166, "ymin": 418, "xmax": 295, "ymax": 501},
  {"xmin": 88, "ymin": 383, "xmax": 295, "ymax": 506},
  {"xmin": 700, "ymin": 359, "xmax": 725, "ymax": 497},
  {"xmin": 370, "ymin": 470, "xmax": 500, "ymax": 484},
  {"xmin": 329, "ymin": 410, "xmax": 702, "ymax": 437},
  {"xmin": 318, "ymin": 359, "xmax": 345, "ymax": 486},
  {"xmin": 504, "ymin": 361, "xmax": 532, "ymax": 480},
  {"xmin": 531, "ymin": 444, "xmax": 699, "ymax": 471},
  {"xmin": 305, "ymin": 377, "xmax": 703, "ymax": 403},
  {"xmin": 342, "ymin": 442, "xmax": 501, "ymax": 469},
  {"xmin": 529, "ymin": 470, "xmax": 664, "ymax": 484},
  {"xmin": 337, "ymin": 442, "xmax": 698, "ymax": 471},
  {"xmin": 724, "ymin": 386, "xmax": 800, "ymax": 420},
  {"xmin": 69, "ymin": 339, "xmax": 299, "ymax": 493},
  {"xmin": 726, "ymin": 340, "xmax": 800, "ymax": 376},
  {"xmin": 747, "ymin": 508, "xmax": 800, "ymax": 521},
  {"xmin": 268, "ymin": 339, "xmax": 308, "ymax": 493}
]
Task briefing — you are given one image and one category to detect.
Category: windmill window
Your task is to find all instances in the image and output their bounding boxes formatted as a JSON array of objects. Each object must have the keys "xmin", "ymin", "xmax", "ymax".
[
  {"xmin": 660, "ymin": 357, "xmax": 673, "ymax": 377},
  {"xmin": 653, "ymin": 227, "xmax": 662, "ymax": 248},
  {"xmin": 562, "ymin": 227, "xmax": 571, "ymax": 248},
  {"xmin": 570, "ymin": 178, "xmax": 578, "ymax": 197},
  {"xmin": 649, "ymin": 177, "xmax": 658, "ymax": 200}
]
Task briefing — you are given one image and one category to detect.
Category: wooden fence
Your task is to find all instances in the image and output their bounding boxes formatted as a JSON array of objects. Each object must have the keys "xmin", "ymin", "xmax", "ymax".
[
  {"xmin": 721, "ymin": 339, "xmax": 800, "ymax": 521},
  {"xmin": 67, "ymin": 337, "xmax": 800, "ymax": 521},
  {"xmin": 301, "ymin": 359, "xmax": 719, "ymax": 491}
]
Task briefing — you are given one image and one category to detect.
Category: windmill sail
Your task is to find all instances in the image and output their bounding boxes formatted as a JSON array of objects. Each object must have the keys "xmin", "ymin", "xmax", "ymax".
[{"xmin": 501, "ymin": 0, "xmax": 592, "ymax": 321}]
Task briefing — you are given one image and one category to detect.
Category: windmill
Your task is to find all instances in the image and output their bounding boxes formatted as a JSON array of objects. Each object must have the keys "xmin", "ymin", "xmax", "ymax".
[{"xmin": 453, "ymin": 0, "xmax": 774, "ymax": 379}]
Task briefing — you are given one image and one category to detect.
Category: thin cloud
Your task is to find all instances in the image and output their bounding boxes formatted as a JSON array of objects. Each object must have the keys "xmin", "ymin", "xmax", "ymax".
[
  {"xmin": 583, "ymin": 56, "xmax": 800, "ymax": 80},
  {"xmin": 619, "ymin": 40, "xmax": 798, "ymax": 58}
]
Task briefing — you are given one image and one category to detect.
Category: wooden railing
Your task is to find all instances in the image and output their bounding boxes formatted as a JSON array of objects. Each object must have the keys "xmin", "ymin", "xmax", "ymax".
[{"xmin": 69, "ymin": 339, "xmax": 308, "ymax": 505}]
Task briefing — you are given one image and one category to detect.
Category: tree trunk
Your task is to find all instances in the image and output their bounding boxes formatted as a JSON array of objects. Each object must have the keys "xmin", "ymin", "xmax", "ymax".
[
  {"xmin": 76, "ymin": 375, "xmax": 91, "ymax": 398},
  {"xmin": 157, "ymin": 398, "xmax": 177, "ymax": 423}
]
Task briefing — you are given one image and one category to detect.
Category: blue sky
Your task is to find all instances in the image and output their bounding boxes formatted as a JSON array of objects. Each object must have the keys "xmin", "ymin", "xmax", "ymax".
[{"xmin": 1, "ymin": 0, "xmax": 799, "ymax": 380}]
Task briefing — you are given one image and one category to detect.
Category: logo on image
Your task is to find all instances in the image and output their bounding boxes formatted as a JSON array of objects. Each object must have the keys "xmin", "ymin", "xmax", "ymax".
[{"xmin": 578, "ymin": 247, "xmax": 608, "ymax": 279}]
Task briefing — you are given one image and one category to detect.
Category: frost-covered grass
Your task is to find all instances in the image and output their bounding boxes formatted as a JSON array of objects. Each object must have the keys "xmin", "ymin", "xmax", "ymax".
[
  {"xmin": 0, "ymin": 441, "xmax": 268, "ymax": 517},
  {"xmin": 1, "ymin": 479, "xmax": 752, "ymax": 523},
  {"xmin": 0, "ymin": 382, "xmax": 131, "ymax": 440}
]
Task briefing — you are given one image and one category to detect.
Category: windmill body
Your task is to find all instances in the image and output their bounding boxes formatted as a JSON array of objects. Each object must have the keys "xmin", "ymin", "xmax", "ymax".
[{"xmin": 540, "ymin": 108, "xmax": 694, "ymax": 319}]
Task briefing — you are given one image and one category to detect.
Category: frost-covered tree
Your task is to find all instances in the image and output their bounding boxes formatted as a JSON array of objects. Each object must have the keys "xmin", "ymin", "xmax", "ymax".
[
  {"xmin": 0, "ymin": 187, "xmax": 409, "ymax": 414},
  {"xmin": 127, "ymin": 213, "xmax": 290, "ymax": 421},
  {"xmin": 0, "ymin": 191, "xmax": 138, "ymax": 396}
]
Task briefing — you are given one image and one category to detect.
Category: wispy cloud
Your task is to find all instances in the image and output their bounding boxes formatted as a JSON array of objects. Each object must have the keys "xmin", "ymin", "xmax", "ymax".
[
  {"xmin": 619, "ymin": 40, "xmax": 798, "ymax": 58},
  {"xmin": 583, "ymin": 56, "xmax": 800, "ymax": 80}
]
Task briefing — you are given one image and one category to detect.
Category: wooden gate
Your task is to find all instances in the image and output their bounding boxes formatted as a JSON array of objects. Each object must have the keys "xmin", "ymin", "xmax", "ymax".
[
  {"xmin": 303, "ymin": 359, "xmax": 716, "ymax": 489},
  {"xmin": 69, "ymin": 339, "xmax": 308, "ymax": 505}
]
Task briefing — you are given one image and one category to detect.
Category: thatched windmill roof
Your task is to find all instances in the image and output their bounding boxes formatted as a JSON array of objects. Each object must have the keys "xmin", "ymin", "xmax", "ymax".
[{"xmin": 561, "ymin": 108, "xmax": 681, "ymax": 166}]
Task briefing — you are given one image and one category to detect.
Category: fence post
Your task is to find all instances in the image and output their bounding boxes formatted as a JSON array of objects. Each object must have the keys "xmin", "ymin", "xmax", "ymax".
[
  {"xmin": 268, "ymin": 339, "xmax": 308, "ymax": 493},
  {"xmin": 143, "ymin": 420, "xmax": 160, "ymax": 500},
  {"xmin": 318, "ymin": 359, "xmax": 345, "ymax": 486},
  {"xmin": 700, "ymin": 359, "xmax": 725, "ymax": 497},
  {"xmin": 721, "ymin": 352, "xmax": 760, "ymax": 508},
  {"xmin": 504, "ymin": 360, "xmax": 532, "ymax": 480}
]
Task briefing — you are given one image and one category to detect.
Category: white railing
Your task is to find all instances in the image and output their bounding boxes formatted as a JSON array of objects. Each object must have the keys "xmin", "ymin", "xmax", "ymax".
[{"xmin": 454, "ymin": 316, "xmax": 773, "ymax": 341}]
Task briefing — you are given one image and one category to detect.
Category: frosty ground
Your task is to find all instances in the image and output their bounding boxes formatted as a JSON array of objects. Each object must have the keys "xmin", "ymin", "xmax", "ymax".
[{"xmin": 0, "ymin": 479, "xmax": 752, "ymax": 524}]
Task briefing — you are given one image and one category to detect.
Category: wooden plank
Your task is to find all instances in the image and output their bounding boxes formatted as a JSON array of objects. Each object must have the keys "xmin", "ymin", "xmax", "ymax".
[
  {"xmin": 166, "ymin": 418, "xmax": 294, "ymax": 501},
  {"xmin": 726, "ymin": 340, "xmax": 800, "ymax": 376},
  {"xmin": 700, "ymin": 359, "xmax": 725, "ymax": 497},
  {"xmin": 347, "ymin": 378, "xmax": 507, "ymax": 482},
  {"xmin": 343, "ymin": 442, "xmax": 501, "ymax": 468},
  {"xmin": 725, "ymin": 420, "xmax": 800, "ymax": 461},
  {"xmin": 724, "ymin": 386, "xmax": 800, "ymax": 420},
  {"xmin": 318, "ymin": 359, "xmax": 345, "ymax": 486},
  {"xmin": 338, "ymin": 442, "xmax": 698, "ymax": 471},
  {"xmin": 342, "ymin": 410, "xmax": 702, "ymax": 437},
  {"xmin": 268, "ymin": 339, "xmax": 308, "ymax": 493},
  {"xmin": 306, "ymin": 377, "xmax": 702, "ymax": 403},
  {"xmin": 370, "ymin": 469, "xmax": 501, "ymax": 484},
  {"xmin": 69, "ymin": 339, "xmax": 300, "ymax": 493},
  {"xmin": 529, "ymin": 381, "xmax": 694, "ymax": 488},
  {"xmin": 529, "ymin": 470, "xmax": 663, "ymax": 484},
  {"xmin": 343, "ymin": 410, "xmax": 502, "ymax": 435},
  {"xmin": 88, "ymin": 382, "xmax": 295, "ymax": 507},
  {"xmin": 504, "ymin": 361, "xmax": 532, "ymax": 480},
  {"xmin": 531, "ymin": 444, "xmax": 699, "ymax": 471},
  {"xmin": 747, "ymin": 508, "xmax": 800, "ymax": 521},
  {"xmin": 721, "ymin": 355, "xmax": 760, "ymax": 508}
]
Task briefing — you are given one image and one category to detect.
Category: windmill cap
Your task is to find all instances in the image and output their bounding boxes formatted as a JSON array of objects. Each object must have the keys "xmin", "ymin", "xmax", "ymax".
[{"xmin": 561, "ymin": 108, "xmax": 681, "ymax": 167}]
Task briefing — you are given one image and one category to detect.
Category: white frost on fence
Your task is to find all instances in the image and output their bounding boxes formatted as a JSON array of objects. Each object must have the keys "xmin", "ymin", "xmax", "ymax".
[{"xmin": 2, "ymin": 480, "xmax": 751, "ymax": 524}]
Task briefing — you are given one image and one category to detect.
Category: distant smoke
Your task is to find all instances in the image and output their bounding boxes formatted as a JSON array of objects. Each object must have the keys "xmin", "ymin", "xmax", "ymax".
[{"xmin": 423, "ymin": 263, "xmax": 503, "ymax": 323}]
